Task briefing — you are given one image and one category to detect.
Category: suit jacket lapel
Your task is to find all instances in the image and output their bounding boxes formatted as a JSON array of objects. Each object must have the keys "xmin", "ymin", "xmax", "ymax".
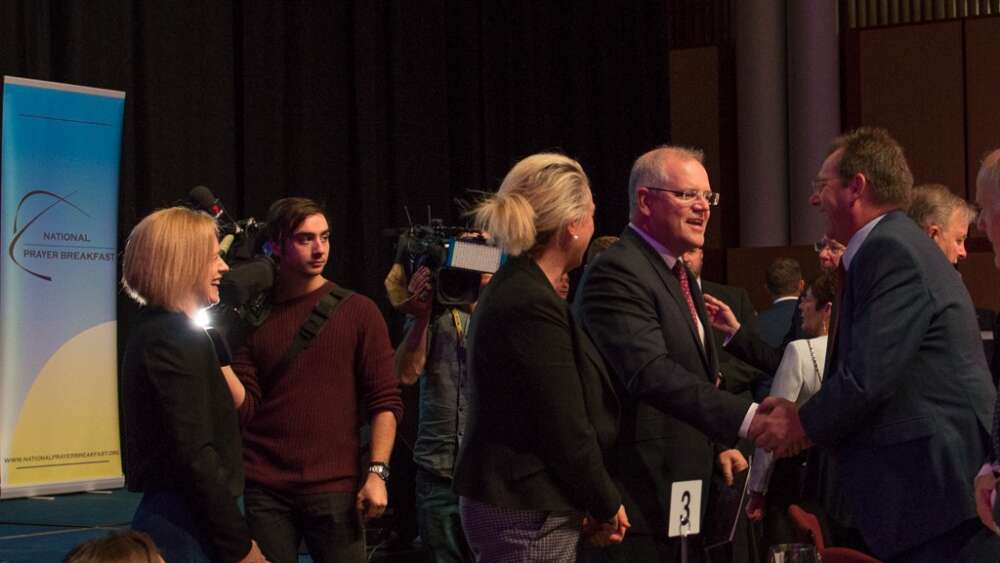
[{"xmin": 622, "ymin": 228, "xmax": 713, "ymax": 377}]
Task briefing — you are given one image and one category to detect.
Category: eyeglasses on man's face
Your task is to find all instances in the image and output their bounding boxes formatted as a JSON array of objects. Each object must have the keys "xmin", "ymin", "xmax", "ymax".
[
  {"xmin": 811, "ymin": 176, "xmax": 841, "ymax": 194},
  {"xmin": 813, "ymin": 239, "xmax": 845, "ymax": 254},
  {"xmin": 642, "ymin": 186, "xmax": 720, "ymax": 206}
]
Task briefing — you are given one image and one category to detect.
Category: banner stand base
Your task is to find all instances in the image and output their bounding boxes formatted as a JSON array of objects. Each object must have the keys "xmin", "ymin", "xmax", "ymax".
[{"xmin": 1, "ymin": 476, "xmax": 124, "ymax": 500}]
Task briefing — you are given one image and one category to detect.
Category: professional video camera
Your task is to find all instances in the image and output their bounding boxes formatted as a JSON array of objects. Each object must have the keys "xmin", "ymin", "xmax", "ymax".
[
  {"xmin": 389, "ymin": 214, "xmax": 505, "ymax": 307},
  {"xmin": 185, "ymin": 186, "xmax": 276, "ymax": 348}
]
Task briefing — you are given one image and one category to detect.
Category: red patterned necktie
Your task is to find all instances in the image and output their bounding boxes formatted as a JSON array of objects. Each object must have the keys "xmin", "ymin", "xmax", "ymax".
[{"xmin": 673, "ymin": 260, "xmax": 701, "ymax": 336}]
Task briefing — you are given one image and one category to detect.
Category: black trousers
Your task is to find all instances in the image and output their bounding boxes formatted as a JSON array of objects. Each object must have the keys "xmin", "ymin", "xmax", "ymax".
[{"xmin": 244, "ymin": 486, "xmax": 366, "ymax": 563}]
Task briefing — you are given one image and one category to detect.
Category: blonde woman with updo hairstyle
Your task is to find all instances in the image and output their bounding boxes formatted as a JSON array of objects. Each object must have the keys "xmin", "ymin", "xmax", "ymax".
[
  {"xmin": 120, "ymin": 207, "xmax": 268, "ymax": 563},
  {"xmin": 453, "ymin": 153, "xmax": 629, "ymax": 562}
]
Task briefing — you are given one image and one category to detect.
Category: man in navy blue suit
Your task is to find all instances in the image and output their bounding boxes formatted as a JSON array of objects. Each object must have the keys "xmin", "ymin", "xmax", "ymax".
[
  {"xmin": 753, "ymin": 257, "xmax": 803, "ymax": 401},
  {"xmin": 757, "ymin": 258, "xmax": 802, "ymax": 349},
  {"xmin": 751, "ymin": 128, "xmax": 999, "ymax": 562}
]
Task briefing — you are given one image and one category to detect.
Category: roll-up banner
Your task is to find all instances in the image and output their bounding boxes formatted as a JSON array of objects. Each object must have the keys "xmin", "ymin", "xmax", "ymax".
[{"xmin": 0, "ymin": 76, "xmax": 125, "ymax": 498}]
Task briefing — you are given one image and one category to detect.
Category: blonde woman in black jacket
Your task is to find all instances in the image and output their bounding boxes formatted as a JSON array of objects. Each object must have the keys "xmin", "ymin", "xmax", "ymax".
[{"xmin": 454, "ymin": 153, "xmax": 628, "ymax": 563}]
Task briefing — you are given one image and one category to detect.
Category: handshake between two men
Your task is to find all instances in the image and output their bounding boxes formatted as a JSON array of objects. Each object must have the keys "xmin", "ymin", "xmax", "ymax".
[
  {"xmin": 702, "ymin": 293, "xmax": 813, "ymax": 458},
  {"xmin": 748, "ymin": 398, "xmax": 812, "ymax": 458}
]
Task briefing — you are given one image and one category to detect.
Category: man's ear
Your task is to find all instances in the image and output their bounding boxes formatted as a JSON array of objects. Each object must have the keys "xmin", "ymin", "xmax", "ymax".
[
  {"xmin": 636, "ymin": 187, "xmax": 654, "ymax": 218},
  {"xmin": 846, "ymin": 172, "xmax": 869, "ymax": 203},
  {"xmin": 926, "ymin": 224, "xmax": 942, "ymax": 242}
]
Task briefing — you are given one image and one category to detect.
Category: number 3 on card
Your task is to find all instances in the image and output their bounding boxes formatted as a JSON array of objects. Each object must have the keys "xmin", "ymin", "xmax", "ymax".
[{"xmin": 668, "ymin": 480, "xmax": 702, "ymax": 537}]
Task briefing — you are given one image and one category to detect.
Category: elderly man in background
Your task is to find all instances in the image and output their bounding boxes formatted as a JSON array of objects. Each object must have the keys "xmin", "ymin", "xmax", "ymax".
[{"xmin": 907, "ymin": 183, "xmax": 977, "ymax": 265}]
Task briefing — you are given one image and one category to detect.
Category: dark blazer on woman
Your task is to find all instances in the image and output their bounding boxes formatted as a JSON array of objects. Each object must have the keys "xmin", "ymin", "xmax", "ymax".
[
  {"xmin": 122, "ymin": 308, "xmax": 251, "ymax": 561},
  {"xmin": 453, "ymin": 254, "xmax": 622, "ymax": 521}
]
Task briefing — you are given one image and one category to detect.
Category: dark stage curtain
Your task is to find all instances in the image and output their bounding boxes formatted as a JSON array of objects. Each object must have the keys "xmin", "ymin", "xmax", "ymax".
[
  {"xmin": 2, "ymin": 0, "xmax": 672, "ymax": 424},
  {"xmin": 3, "ymin": 1, "xmax": 672, "ymax": 545},
  {"xmin": 2, "ymin": 1, "xmax": 671, "ymax": 323}
]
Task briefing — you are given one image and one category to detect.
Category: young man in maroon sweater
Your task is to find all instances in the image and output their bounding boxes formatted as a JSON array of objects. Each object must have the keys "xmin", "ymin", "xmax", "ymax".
[{"xmin": 228, "ymin": 197, "xmax": 403, "ymax": 563}]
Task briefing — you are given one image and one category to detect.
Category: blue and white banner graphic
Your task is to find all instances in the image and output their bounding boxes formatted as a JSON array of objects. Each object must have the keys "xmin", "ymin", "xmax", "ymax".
[{"xmin": 1, "ymin": 76, "xmax": 125, "ymax": 498}]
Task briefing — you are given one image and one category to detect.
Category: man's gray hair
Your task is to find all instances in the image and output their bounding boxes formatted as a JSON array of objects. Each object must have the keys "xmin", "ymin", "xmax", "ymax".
[
  {"xmin": 628, "ymin": 145, "xmax": 705, "ymax": 214},
  {"xmin": 978, "ymin": 149, "xmax": 1000, "ymax": 210},
  {"xmin": 907, "ymin": 184, "xmax": 975, "ymax": 230}
]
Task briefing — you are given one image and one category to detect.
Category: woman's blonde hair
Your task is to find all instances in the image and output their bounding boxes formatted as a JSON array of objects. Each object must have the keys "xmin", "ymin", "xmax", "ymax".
[
  {"xmin": 471, "ymin": 153, "xmax": 592, "ymax": 256},
  {"xmin": 121, "ymin": 207, "xmax": 218, "ymax": 311}
]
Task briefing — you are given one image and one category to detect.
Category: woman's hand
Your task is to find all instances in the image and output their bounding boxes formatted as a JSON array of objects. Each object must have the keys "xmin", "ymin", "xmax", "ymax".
[
  {"xmin": 582, "ymin": 505, "xmax": 630, "ymax": 547},
  {"xmin": 975, "ymin": 471, "xmax": 1000, "ymax": 534}
]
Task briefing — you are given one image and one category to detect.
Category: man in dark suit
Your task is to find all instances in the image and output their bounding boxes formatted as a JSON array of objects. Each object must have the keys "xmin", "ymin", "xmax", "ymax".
[
  {"xmin": 972, "ymin": 148, "xmax": 1000, "ymax": 533},
  {"xmin": 758, "ymin": 258, "xmax": 802, "ymax": 349},
  {"xmin": 753, "ymin": 128, "xmax": 1000, "ymax": 562},
  {"xmin": 576, "ymin": 146, "xmax": 764, "ymax": 562},
  {"xmin": 754, "ymin": 258, "xmax": 802, "ymax": 401}
]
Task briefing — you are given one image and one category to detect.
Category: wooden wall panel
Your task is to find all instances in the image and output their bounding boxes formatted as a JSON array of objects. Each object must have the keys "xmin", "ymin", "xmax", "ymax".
[
  {"xmin": 959, "ymin": 253, "xmax": 1000, "ymax": 311},
  {"xmin": 856, "ymin": 21, "xmax": 966, "ymax": 195},
  {"xmin": 964, "ymin": 17, "xmax": 1000, "ymax": 205}
]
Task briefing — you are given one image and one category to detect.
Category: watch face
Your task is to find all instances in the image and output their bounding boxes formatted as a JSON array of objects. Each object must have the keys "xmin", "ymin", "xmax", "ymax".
[{"xmin": 370, "ymin": 464, "xmax": 390, "ymax": 480}]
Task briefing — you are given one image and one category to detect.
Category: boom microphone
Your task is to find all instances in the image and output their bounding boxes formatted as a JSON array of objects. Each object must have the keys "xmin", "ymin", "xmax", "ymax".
[{"xmin": 189, "ymin": 185, "xmax": 241, "ymax": 233}]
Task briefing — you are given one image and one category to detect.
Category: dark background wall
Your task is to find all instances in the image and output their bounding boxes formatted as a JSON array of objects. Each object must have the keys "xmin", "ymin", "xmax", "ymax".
[
  {"xmin": 8, "ymin": 2, "xmax": 1000, "ymax": 344},
  {"xmin": 1, "ymin": 1, "xmax": 674, "ymax": 342}
]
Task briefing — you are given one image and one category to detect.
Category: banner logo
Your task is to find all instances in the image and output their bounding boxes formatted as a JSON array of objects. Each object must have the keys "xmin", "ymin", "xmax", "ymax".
[{"xmin": 7, "ymin": 189, "xmax": 110, "ymax": 281}]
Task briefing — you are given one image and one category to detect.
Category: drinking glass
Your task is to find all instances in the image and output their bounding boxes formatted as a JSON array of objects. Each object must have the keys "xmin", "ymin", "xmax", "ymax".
[{"xmin": 768, "ymin": 543, "xmax": 819, "ymax": 563}]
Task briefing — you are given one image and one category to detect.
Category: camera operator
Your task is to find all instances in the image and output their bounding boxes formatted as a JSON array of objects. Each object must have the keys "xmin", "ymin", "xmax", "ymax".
[
  {"xmin": 120, "ymin": 207, "xmax": 268, "ymax": 563},
  {"xmin": 388, "ymin": 232, "xmax": 492, "ymax": 563},
  {"xmin": 226, "ymin": 197, "xmax": 403, "ymax": 563}
]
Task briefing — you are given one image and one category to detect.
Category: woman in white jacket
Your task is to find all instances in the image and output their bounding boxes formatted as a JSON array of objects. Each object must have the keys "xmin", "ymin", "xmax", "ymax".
[{"xmin": 744, "ymin": 272, "xmax": 836, "ymax": 521}]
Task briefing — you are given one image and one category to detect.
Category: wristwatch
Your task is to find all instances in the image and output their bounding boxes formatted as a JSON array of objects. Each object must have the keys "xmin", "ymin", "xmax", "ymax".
[{"xmin": 368, "ymin": 462, "xmax": 391, "ymax": 482}]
